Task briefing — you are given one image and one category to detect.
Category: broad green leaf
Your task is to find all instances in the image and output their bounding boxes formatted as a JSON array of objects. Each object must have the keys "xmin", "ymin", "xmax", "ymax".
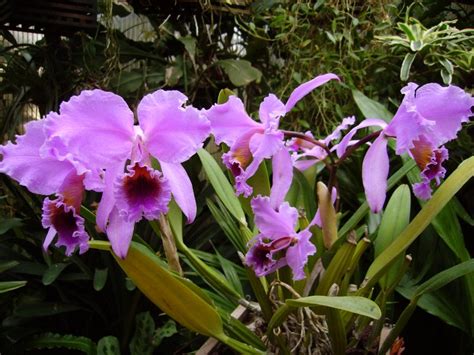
[
  {"xmin": 0, "ymin": 218, "xmax": 22, "ymax": 235},
  {"xmin": 400, "ymin": 52, "xmax": 416, "ymax": 81},
  {"xmin": 153, "ymin": 320, "xmax": 177, "ymax": 347},
  {"xmin": 93, "ymin": 240, "xmax": 225, "ymax": 337},
  {"xmin": 410, "ymin": 39, "xmax": 423, "ymax": 51},
  {"xmin": 42, "ymin": 263, "xmax": 68, "ymax": 286},
  {"xmin": 98, "ymin": 336, "xmax": 120, "ymax": 355},
  {"xmin": 414, "ymin": 259, "xmax": 474, "ymax": 298},
  {"xmin": 397, "ymin": 285, "xmax": 467, "ymax": 332},
  {"xmin": 130, "ymin": 312, "xmax": 155, "ymax": 355},
  {"xmin": 198, "ymin": 149, "xmax": 247, "ymax": 225},
  {"xmin": 93, "ymin": 268, "xmax": 108, "ymax": 291},
  {"xmin": 178, "ymin": 36, "xmax": 197, "ymax": 63},
  {"xmin": 287, "ymin": 296, "xmax": 381, "ymax": 320},
  {"xmin": 0, "ymin": 280, "xmax": 26, "ymax": 293},
  {"xmin": 374, "ymin": 185, "xmax": 411, "ymax": 288},
  {"xmin": 352, "ymin": 90, "xmax": 393, "ymax": 123},
  {"xmin": 217, "ymin": 59, "xmax": 262, "ymax": 86},
  {"xmin": 398, "ymin": 23, "xmax": 417, "ymax": 41},
  {"xmin": 0, "ymin": 260, "xmax": 19, "ymax": 273},
  {"xmin": 217, "ymin": 88, "xmax": 235, "ymax": 104},
  {"xmin": 366, "ymin": 157, "xmax": 474, "ymax": 285},
  {"xmin": 14, "ymin": 302, "xmax": 83, "ymax": 317},
  {"xmin": 167, "ymin": 199, "xmax": 183, "ymax": 242},
  {"xmin": 25, "ymin": 333, "xmax": 96, "ymax": 355},
  {"xmin": 430, "ymin": 201, "xmax": 470, "ymax": 262},
  {"xmin": 316, "ymin": 238, "xmax": 356, "ymax": 296}
]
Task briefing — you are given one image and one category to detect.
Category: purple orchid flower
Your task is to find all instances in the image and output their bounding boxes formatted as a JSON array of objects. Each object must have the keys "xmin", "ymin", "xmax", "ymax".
[
  {"xmin": 245, "ymin": 150, "xmax": 318, "ymax": 280},
  {"xmin": 205, "ymin": 73, "xmax": 339, "ymax": 197},
  {"xmin": 245, "ymin": 196, "xmax": 316, "ymax": 280},
  {"xmin": 337, "ymin": 83, "xmax": 474, "ymax": 212},
  {"xmin": 290, "ymin": 116, "xmax": 356, "ymax": 171},
  {"xmin": 0, "ymin": 119, "xmax": 90, "ymax": 255},
  {"xmin": 44, "ymin": 89, "xmax": 210, "ymax": 258}
]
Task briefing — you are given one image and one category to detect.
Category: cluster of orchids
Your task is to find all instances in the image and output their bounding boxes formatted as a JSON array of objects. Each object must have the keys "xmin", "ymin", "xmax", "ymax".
[{"xmin": 0, "ymin": 73, "xmax": 472, "ymax": 283}]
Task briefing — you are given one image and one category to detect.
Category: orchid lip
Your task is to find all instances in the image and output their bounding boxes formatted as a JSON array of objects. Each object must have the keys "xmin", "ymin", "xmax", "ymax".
[
  {"xmin": 42, "ymin": 197, "xmax": 89, "ymax": 255},
  {"xmin": 114, "ymin": 162, "xmax": 172, "ymax": 223}
]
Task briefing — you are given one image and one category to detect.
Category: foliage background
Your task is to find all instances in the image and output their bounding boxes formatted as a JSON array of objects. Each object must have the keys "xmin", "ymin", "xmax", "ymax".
[{"xmin": 0, "ymin": 0, "xmax": 472, "ymax": 353}]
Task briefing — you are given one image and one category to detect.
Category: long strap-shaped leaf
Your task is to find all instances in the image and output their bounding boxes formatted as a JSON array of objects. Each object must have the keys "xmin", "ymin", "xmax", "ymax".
[
  {"xmin": 89, "ymin": 241, "xmax": 264, "ymax": 354},
  {"xmin": 365, "ymin": 156, "xmax": 474, "ymax": 287},
  {"xmin": 90, "ymin": 240, "xmax": 223, "ymax": 336}
]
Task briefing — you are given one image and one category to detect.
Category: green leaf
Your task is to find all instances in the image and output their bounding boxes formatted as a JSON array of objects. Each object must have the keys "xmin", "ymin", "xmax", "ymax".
[
  {"xmin": 24, "ymin": 333, "xmax": 96, "ymax": 355},
  {"xmin": 153, "ymin": 320, "xmax": 177, "ymax": 347},
  {"xmin": 14, "ymin": 302, "xmax": 83, "ymax": 317},
  {"xmin": 93, "ymin": 268, "xmax": 108, "ymax": 291},
  {"xmin": 410, "ymin": 39, "xmax": 423, "ymax": 51},
  {"xmin": 198, "ymin": 149, "xmax": 247, "ymax": 225},
  {"xmin": 42, "ymin": 263, "xmax": 68, "ymax": 286},
  {"xmin": 400, "ymin": 52, "xmax": 416, "ymax": 81},
  {"xmin": 130, "ymin": 312, "xmax": 155, "ymax": 355},
  {"xmin": 414, "ymin": 259, "xmax": 474, "ymax": 298},
  {"xmin": 207, "ymin": 199, "xmax": 246, "ymax": 253},
  {"xmin": 0, "ymin": 280, "xmax": 26, "ymax": 293},
  {"xmin": 398, "ymin": 23, "xmax": 417, "ymax": 41},
  {"xmin": 0, "ymin": 260, "xmax": 19, "ymax": 273},
  {"xmin": 110, "ymin": 70, "xmax": 144, "ymax": 95},
  {"xmin": 97, "ymin": 336, "xmax": 120, "ymax": 355},
  {"xmin": 0, "ymin": 217, "xmax": 22, "ymax": 234},
  {"xmin": 430, "ymin": 201, "xmax": 470, "ymax": 262},
  {"xmin": 178, "ymin": 36, "xmax": 197, "ymax": 63},
  {"xmin": 217, "ymin": 88, "xmax": 236, "ymax": 104},
  {"xmin": 214, "ymin": 249, "xmax": 244, "ymax": 296},
  {"xmin": 374, "ymin": 185, "xmax": 411, "ymax": 288},
  {"xmin": 217, "ymin": 59, "xmax": 262, "ymax": 86},
  {"xmin": 89, "ymin": 240, "xmax": 225, "ymax": 338},
  {"xmin": 366, "ymin": 157, "xmax": 474, "ymax": 286},
  {"xmin": 440, "ymin": 68, "xmax": 452, "ymax": 85},
  {"xmin": 352, "ymin": 90, "xmax": 393, "ymax": 123},
  {"xmin": 287, "ymin": 296, "xmax": 381, "ymax": 320},
  {"xmin": 397, "ymin": 285, "xmax": 467, "ymax": 331}
]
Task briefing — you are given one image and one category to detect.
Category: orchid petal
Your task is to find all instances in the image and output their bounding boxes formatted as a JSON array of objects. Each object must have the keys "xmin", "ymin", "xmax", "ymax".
[
  {"xmin": 0, "ymin": 119, "xmax": 76, "ymax": 195},
  {"xmin": 258, "ymin": 94, "xmax": 285, "ymax": 127},
  {"xmin": 249, "ymin": 130, "xmax": 284, "ymax": 159},
  {"xmin": 270, "ymin": 148, "xmax": 293, "ymax": 209},
  {"xmin": 286, "ymin": 230, "xmax": 316, "ymax": 280},
  {"xmin": 205, "ymin": 96, "xmax": 261, "ymax": 146},
  {"xmin": 285, "ymin": 73, "xmax": 340, "ymax": 112},
  {"xmin": 43, "ymin": 228, "xmax": 57, "ymax": 252},
  {"xmin": 138, "ymin": 90, "xmax": 210, "ymax": 164},
  {"xmin": 160, "ymin": 161, "xmax": 197, "ymax": 223},
  {"xmin": 233, "ymin": 130, "xmax": 284, "ymax": 197},
  {"xmin": 42, "ymin": 197, "xmax": 89, "ymax": 256},
  {"xmin": 107, "ymin": 208, "xmax": 135, "ymax": 259},
  {"xmin": 407, "ymin": 83, "xmax": 474, "ymax": 146},
  {"xmin": 44, "ymin": 90, "xmax": 135, "ymax": 168},
  {"xmin": 251, "ymin": 196, "xmax": 297, "ymax": 238},
  {"xmin": 362, "ymin": 134, "xmax": 389, "ymax": 213},
  {"xmin": 336, "ymin": 118, "xmax": 387, "ymax": 158},
  {"xmin": 413, "ymin": 181, "xmax": 432, "ymax": 200},
  {"xmin": 324, "ymin": 116, "xmax": 356, "ymax": 144},
  {"xmin": 96, "ymin": 162, "xmax": 124, "ymax": 231}
]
